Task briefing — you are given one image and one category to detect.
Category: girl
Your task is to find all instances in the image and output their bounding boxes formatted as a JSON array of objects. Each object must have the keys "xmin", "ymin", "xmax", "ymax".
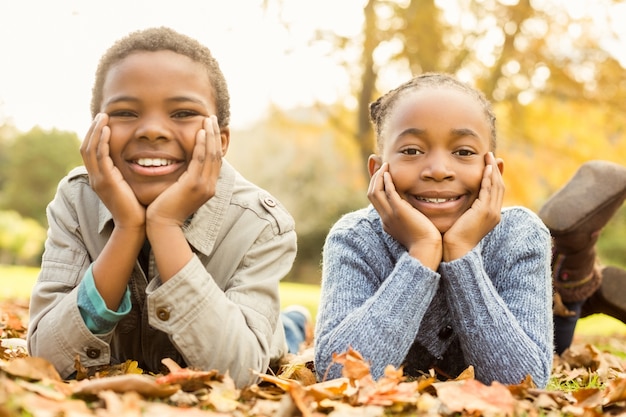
[{"xmin": 314, "ymin": 73, "xmax": 554, "ymax": 388}]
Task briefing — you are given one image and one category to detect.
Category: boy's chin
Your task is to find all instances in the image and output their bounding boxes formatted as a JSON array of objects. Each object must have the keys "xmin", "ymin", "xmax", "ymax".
[{"xmin": 132, "ymin": 186, "xmax": 168, "ymax": 207}]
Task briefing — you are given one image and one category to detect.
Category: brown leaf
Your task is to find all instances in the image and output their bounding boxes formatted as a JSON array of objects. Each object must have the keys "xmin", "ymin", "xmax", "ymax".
[
  {"xmin": 72, "ymin": 374, "xmax": 180, "ymax": 398},
  {"xmin": 572, "ymin": 387, "xmax": 603, "ymax": 408},
  {"xmin": 206, "ymin": 376, "xmax": 241, "ymax": 413},
  {"xmin": 278, "ymin": 361, "xmax": 317, "ymax": 386},
  {"xmin": 435, "ymin": 379, "xmax": 516, "ymax": 416},
  {"xmin": 602, "ymin": 377, "xmax": 626, "ymax": 406},
  {"xmin": 1, "ymin": 356, "xmax": 61, "ymax": 381},
  {"xmin": 331, "ymin": 347, "xmax": 371, "ymax": 385},
  {"xmin": 155, "ymin": 359, "xmax": 220, "ymax": 392}
]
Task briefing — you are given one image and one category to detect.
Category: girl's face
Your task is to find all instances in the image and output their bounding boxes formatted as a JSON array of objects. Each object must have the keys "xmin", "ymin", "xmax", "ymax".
[
  {"xmin": 369, "ymin": 87, "xmax": 502, "ymax": 233},
  {"xmin": 99, "ymin": 50, "xmax": 229, "ymax": 206}
]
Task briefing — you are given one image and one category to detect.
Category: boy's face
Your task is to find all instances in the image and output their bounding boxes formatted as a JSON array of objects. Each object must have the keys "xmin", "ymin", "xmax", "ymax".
[
  {"xmin": 99, "ymin": 50, "xmax": 229, "ymax": 206},
  {"xmin": 369, "ymin": 87, "xmax": 501, "ymax": 233}
]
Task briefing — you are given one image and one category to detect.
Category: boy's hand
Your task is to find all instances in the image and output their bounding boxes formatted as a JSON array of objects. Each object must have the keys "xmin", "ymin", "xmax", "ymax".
[
  {"xmin": 147, "ymin": 116, "xmax": 222, "ymax": 226},
  {"xmin": 368, "ymin": 163, "xmax": 442, "ymax": 270},
  {"xmin": 80, "ymin": 113, "xmax": 146, "ymax": 230},
  {"xmin": 443, "ymin": 152, "xmax": 504, "ymax": 261}
]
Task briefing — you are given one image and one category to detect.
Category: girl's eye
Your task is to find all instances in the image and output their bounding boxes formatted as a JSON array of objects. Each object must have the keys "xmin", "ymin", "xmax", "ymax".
[{"xmin": 454, "ymin": 149, "xmax": 476, "ymax": 157}]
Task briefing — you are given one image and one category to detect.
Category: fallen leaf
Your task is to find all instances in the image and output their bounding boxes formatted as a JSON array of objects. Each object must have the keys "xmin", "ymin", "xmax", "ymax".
[
  {"xmin": 435, "ymin": 378, "xmax": 516, "ymax": 416},
  {"xmin": 73, "ymin": 374, "xmax": 180, "ymax": 398},
  {"xmin": 1, "ymin": 356, "xmax": 61, "ymax": 381}
]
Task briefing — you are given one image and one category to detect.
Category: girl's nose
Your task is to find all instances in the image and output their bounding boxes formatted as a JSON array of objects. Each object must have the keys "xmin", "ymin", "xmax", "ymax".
[{"xmin": 421, "ymin": 153, "xmax": 454, "ymax": 181}]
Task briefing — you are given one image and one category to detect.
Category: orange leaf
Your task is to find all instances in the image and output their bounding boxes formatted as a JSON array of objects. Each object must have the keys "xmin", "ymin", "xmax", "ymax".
[
  {"xmin": 435, "ymin": 379, "xmax": 516, "ymax": 415},
  {"xmin": 331, "ymin": 347, "xmax": 371, "ymax": 384}
]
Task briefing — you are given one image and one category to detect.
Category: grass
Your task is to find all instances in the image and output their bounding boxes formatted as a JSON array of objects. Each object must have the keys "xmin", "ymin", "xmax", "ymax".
[
  {"xmin": 2, "ymin": 264, "xmax": 626, "ymax": 337},
  {"xmin": 0, "ymin": 264, "xmax": 321, "ymax": 318}
]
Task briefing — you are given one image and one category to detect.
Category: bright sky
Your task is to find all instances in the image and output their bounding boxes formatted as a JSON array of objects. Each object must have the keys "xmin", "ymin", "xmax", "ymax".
[
  {"xmin": 0, "ymin": 0, "xmax": 365, "ymax": 135},
  {"xmin": 2, "ymin": 0, "xmax": 624, "ymax": 137}
]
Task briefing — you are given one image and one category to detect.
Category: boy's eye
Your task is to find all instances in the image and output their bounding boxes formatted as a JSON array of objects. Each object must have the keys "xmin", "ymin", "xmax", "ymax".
[
  {"xmin": 172, "ymin": 110, "xmax": 200, "ymax": 118},
  {"xmin": 108, "ymin": 110, "xmax": 137, "ymax": 118},
  {"xmin": 400, "ymin": 148, "xmax": 421, "ymax": 155}
]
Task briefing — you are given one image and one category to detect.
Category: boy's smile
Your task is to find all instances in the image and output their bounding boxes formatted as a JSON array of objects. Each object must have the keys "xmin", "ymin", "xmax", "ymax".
[
  {"xmin": 100, "ymin": 50, "xmax": 227, "ymax": 206},
  {"xmin": 373, "ymin": 87, "xmax": 498, "ymax": 233}
]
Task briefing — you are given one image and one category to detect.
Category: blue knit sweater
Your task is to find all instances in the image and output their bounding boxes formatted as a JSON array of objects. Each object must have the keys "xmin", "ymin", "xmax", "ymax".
[{"xmin": 314, "ymin": 205, "xmax": 553, "ymax": 388}]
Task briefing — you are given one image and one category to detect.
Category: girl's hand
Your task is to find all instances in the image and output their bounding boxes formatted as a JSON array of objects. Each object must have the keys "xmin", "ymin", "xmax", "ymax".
[
  {"xmin": 443, "ymin": 152, "xmax": 504, "ymax": 261},
  {"xmin": 147, "ymin": 115, "xmax": 222, "ymax": 226},
  {"xmin": 368, "ymin": 163, "xmax": 442, "ymax": 270},
  {"xmin": 80, "ymin": 113, "xmax": 145, "ymax": 230}
]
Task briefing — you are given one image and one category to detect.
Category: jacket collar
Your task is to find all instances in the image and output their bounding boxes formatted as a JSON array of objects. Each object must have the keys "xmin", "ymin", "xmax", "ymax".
[{"xmin": 97, "ymin": 160, "xmax": 236, "ymax": 256}]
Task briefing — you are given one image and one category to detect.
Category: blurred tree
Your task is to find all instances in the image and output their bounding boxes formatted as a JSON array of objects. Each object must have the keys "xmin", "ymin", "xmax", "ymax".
[
  {"xmin": 0, "ymin": 122, "xmax": 19, "ymax": 196},
  {"xmin": 0, "ymin": 210, "xmax": 46, "ymax": 266},
  {"xmin": 316, "ymin": 0, "xmax": 626, "ymax": 172},
  {"xmin": 1, "ymin": 127, "xmax": 82, "ymax": 226},
  {"xmin": 265, "ymin": 0, "xmax": 626, "ymax": 270},
  {"xmin": 228, "ymin": 104, "xmax": 368, "ymax": 283}
]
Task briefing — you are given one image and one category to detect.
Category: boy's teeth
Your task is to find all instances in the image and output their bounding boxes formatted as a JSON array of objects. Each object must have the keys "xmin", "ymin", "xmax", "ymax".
[{"xmin": 136, "ymin": 158, "xmax": 173, "ymax": 167}]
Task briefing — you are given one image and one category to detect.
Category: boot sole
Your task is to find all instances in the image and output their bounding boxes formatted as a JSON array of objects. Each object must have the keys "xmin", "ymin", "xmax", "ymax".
[
  {"xmin": 539, "ymin": 161, "xmax": 626, "ymax": 233},
  {"xmin": 593, "ymin": 266, "xmax": 626, "ymax": 323}
]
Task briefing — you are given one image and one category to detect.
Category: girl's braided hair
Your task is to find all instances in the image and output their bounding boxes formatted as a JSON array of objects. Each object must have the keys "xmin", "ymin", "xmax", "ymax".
[
  {"xmin": 90, "ymin": 27, "xmax": 230, "ymax": 128},
  {"xmin": 369, "ymin": 73, "xmax": 496, "ymax": 153}
]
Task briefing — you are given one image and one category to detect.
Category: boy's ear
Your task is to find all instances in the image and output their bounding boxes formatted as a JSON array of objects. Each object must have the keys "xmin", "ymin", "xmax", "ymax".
[
  {"xmin": 368, "ymin": 154, "xmax": 383, "ymax": 177},
  {"xmin": 220, "ymin": 127, "xmax": 230, "ymax": 156}
]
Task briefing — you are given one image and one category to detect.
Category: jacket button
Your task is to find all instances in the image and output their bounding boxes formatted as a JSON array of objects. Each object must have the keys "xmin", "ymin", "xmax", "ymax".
[
  {"xmin": 263, "ymin": 197, "xmax": 276, "ymax": 207},
  {"xmin": 156, "ymin": 307, "xmax": 170, "ymax": 321},
  {"xmin": 86, "ymin": 348, "xmax": 101, "ymax": 359},
  {"xmin": 438, "ymin": 325, "xmax": 453, "ymax": 339}
]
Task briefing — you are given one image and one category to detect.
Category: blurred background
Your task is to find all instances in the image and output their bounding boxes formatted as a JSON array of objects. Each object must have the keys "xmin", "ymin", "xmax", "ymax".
[{"xmin": 1, "ymin": 0, "xmax": 626, "ymax": 284}]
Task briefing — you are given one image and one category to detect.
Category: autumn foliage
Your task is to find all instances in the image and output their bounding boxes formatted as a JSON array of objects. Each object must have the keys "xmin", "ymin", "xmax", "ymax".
[{"xmin": 2, "ymin": 300, "xmax": 626, "ymax": 416}]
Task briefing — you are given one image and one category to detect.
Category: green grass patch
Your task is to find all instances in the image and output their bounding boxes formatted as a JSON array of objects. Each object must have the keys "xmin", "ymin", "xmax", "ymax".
[
  {"xmin": 0, "ymin": 264, "xmax": 39, "ymax": 299},
  {"xmin": 575, "ymin": 314, "xmax": 626, "ymax": 336},
  {"xmin": 3, "ymin": 263, "xmax": 624, "ymax": 336},
  {"xmin": 0, "ymin": 264, "xmax": 321, "ymax": 318}
]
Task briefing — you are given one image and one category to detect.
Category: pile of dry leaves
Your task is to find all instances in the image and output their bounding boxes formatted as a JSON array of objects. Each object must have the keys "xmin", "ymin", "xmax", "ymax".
[{"xmin": 2, "ymin": 299, "xmax": 626, "ymax": 416}]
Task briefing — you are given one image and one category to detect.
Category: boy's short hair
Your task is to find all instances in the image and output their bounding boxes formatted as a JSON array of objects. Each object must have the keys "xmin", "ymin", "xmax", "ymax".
[
  {"xmin": 90, "ymin": 27, "xmax": 230, "ymax": 128},
  {"xmin": 369, "ymin": 73, "xmax": 497, "ymax": 153}
]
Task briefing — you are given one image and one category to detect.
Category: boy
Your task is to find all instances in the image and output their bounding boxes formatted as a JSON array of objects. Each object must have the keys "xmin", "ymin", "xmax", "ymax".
[{"xmin": 27, "ymin": 27, "xmax": 298, "ymax": 388}]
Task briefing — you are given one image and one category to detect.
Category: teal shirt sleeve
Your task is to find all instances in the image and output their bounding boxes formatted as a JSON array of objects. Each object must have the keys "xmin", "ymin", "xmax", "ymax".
[{"xmin": 77, "ymin": 264, "xmax": 131, "ymax": 333}]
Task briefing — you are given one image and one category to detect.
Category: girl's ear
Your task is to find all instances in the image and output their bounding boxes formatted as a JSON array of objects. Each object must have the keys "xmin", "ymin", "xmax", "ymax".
[
  {"xmin": 368, "ymin": 154, "xmax": 383, "ymax": 177},
  {"xmin": 496, "ymin": 157, "xmax": 504, "ymax": 175}
]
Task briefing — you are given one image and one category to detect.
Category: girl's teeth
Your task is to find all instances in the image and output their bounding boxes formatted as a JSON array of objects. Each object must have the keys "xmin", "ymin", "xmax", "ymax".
[
  {"xmin": 420, "ymin": 197, "xmax": 456, "ymax": 203},
  {"xmin": 136, "ymin": 158, "xmax": 172, "ymax": 167}
]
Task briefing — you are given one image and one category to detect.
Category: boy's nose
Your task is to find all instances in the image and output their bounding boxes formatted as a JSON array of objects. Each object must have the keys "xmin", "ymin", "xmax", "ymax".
[{"xmin": 136, "ymin": 116, "xmax": 170, "ymax": 141}]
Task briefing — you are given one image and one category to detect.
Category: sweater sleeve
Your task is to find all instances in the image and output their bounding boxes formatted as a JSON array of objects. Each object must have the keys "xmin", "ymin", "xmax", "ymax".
[
  {"xmin": 314, "ymin": 212, "xmax": 441, "ymax": 381},
  {"xmin": 439, "ymin": 207, "xmax": 553, "ymax": 388},
  {"xmin": 77, "ymin": 264, "xmax": 131, "ymax": 334}
]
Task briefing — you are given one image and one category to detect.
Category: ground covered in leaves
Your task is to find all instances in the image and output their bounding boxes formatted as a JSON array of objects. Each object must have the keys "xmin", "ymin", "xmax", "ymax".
[{"xmin": 2, "ymin": 299, "xmax": 626, "ymax": 416}]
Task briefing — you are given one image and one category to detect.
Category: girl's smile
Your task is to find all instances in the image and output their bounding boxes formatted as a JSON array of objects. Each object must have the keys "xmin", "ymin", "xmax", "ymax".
[{"xmin": 373, "ymin": 87, "xmax": 498, "ymax": 233}]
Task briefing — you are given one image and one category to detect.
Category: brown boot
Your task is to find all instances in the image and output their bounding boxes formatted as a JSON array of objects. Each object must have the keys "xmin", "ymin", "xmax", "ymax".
[
  {"xmin": 581, "ymin": 266, "xmax": 626, "ymax": 323},
  {"xmin": 539, "ymin": 161, "xmax": 626, "ymax": 307}
]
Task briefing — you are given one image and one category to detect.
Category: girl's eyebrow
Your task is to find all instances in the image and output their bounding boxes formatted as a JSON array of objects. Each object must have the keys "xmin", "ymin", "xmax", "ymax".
[
  {"xmin": 103, "ymin": 95, "xmax": 207, "ymax": 106},
  {"xmin": 451, "ymin": 127, "xmax": 479, "ymax": 138},
  {"xmin": 396, "ymin": 127, "xmax": 426, "ymax": 139},
  {"xmin": 396, "ymin": 127, "xmax": 479, "ymax": 139}
]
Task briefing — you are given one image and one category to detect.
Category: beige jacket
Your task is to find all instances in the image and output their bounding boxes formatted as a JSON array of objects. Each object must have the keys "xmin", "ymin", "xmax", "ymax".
[{"xmin": 27, "ymin": 160, "xmax": 297, "ymax": 387}]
